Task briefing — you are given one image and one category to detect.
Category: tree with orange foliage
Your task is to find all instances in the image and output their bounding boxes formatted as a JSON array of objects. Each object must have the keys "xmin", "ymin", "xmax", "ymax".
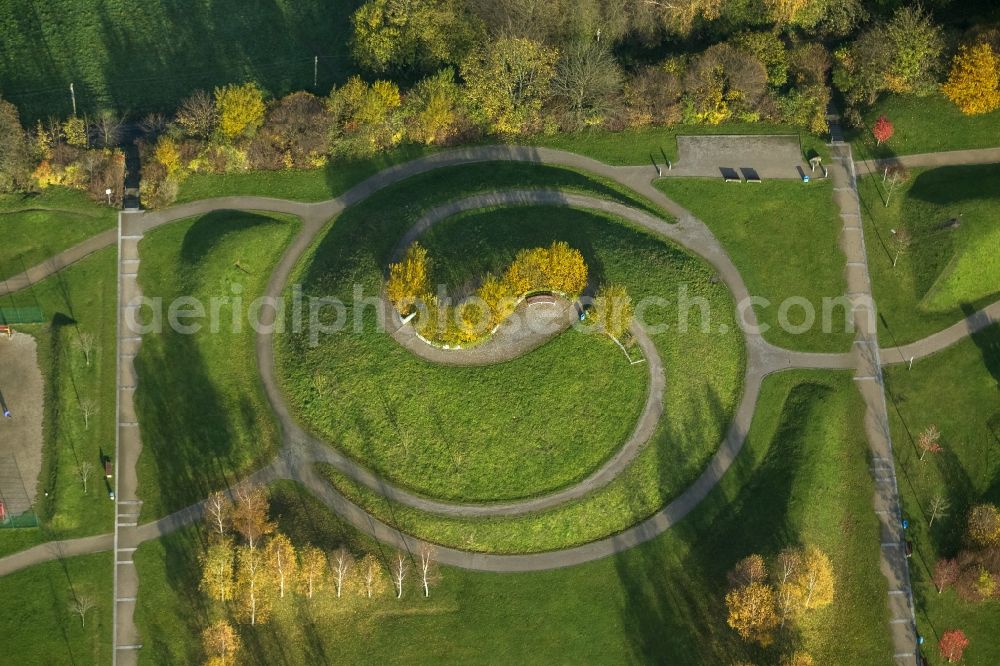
[
  {"xmin": 942, "ymin": 44, "xmax": 1000, "ymax": 115},
  {"xmin": 939, "ymin": 629, "xmax": 969, "ymax": 663},
  {"xmin": 232, "ymin": 484, "xmax": 275, "ymax": 551},
  {"xmin": 872, "ymin": 115, "xmax": 894, "ymax": 145}
]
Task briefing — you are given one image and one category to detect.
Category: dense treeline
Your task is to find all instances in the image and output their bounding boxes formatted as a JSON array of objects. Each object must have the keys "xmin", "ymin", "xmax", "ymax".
[{"xmin": 0, "ymin": 0, "xmax": 997, "ymax": 206}]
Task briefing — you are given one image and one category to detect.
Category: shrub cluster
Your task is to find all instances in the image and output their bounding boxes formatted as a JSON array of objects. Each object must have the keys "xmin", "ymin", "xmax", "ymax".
[{"xmin": 387, "ymin": 241, "xmax": 587, "ymax": 347}]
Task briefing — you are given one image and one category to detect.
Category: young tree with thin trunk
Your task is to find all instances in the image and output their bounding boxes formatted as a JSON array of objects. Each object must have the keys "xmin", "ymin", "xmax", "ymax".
[
  {"xmin": 232, "ymin": 484, "xmax": 274, "ymax": 551},
  {"xmin": 265, "ymin": 534, "xmax": 298, "ymax": 599},
  {"xmin": 419, "ymin": 543, "xmax": 440, "ymax": 597},
  {"xmin": 79, "ymin": 398, "xmax": 98, "ymax": 430},
  {"xmin": 933, "ymin": 558, "xmax": 959, "ymax": 594},
  {"xmin": 332, "ymin": 546, "xmax": 355, "ymax": 599},
  {"xmin": 796, "ymin": 546, "xmax": 834, "ymax": 610},
  {"xmin": 392, "ymin": 551, "xmax": 408, "ymax": 599},
  {"xmin": 236, "ymin": 545, "xmax": 271, "ymax": 626},
  {"xmin": 929, "ymin": 494, "xmax": 951, "ymax": 527},
  {"xmin": 68, "ymin": 593, "xmax": 95, "ymax": 628},
  {"xmin": 77, "ymin": 461, "xmax": 93, "ymax": 494},
  {"xmin": 872, "ymin": 115, "xmax": 893, "ymax": 145},
  {"xmin": 202, "ymin": 620, "xmax": 241, "ymax": 666},
  {"xmin": 729, "ymin": 553, "xmax": 768, "ymax": 588},
  {"xmin": 918, "ymin": 425, "xmax": 942, "ymax": 461},
  {"xmin": 75, "ymin": 332, "xmax": 96, "ymax": 367},
  {"xmin": 200, "ymin": 539, "xmax": 235, "ymax": 602},
  {"xmin": 358, "ymin": 553, "xmax": 388, "ymax": 599},
  {"xmin": 966, "ymin": 503, "xmax": 1000, "ymax": 549},
  {"xmin": 205, "ymin": 491, "xmax": 232, "ymax": 541},
  {"xmin": 773, "ymin": 548, "xmax": 803, "ymax": 625},
  {"xmin": 939, "ymin": 629, "xmax": 969, "ymax": 663},
  {"xmin": 299, "ymin": 545, "xmax": 327, "ymax": 599}
]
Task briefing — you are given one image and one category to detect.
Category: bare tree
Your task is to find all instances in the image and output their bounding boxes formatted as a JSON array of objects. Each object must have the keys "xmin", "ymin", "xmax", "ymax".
[
  {"xmin": 75, "ymin": 332, "xmax": 96, "ymax": 367},
  {"xmin": 79, "ymin": 398, "xmax": 98, "ymax": 430},
  {"xmin": 138, "ymin": 112, "xmax": 167, "ymax": 140},
  {"xmin": 205, "ymin": 491, "xmax": 232, "ymax": 541},
  {"xmin": 392, "ymin": 551, "xmax": 408, "ymax": 599},
  {"xmin": 929, "ymin": 494, "xmax": 951, "ymax": 526},
  {"xmin": 69, "ymin": 594, "xmax": 96, "ymax": 628},
  {"xmin": 176, "ymin": 90, "xmax": 218, "ymax": 139},
  {"xmin": 91, "ymin": 109, "xmax": 124, "ymax": 147},
  {"xmin": 332, "ymin": 546, "xmax": 355, "ymax": 599},
  {"xmin": 77, "ymin": 461, "xmax": 94, "ymax": 494},
  {"xmin": 419, "ymin": 543, "xmax": 440, "ymax": 597}
]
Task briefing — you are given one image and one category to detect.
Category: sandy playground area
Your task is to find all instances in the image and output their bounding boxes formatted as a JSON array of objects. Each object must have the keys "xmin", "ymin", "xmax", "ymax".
[{"xmin": 0, "ymin": 331, "xmax": 43, "ymax": 517}]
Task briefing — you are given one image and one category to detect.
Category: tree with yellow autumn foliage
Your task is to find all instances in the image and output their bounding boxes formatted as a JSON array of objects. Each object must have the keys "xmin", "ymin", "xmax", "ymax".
[
  {"xmin": 202, "ymin": 620, "xmax": 241, "ymax": 666},
  {"xmin": 214, "ymin": 82, "xmax": 266, "ymax": 141},
  {"xmin": 942, "ymin": 43, "xmax": 1000, "ymax": 115},
  {"xmin": 387, "ymin": 242, "xmax": 432, "ymax": 315},
  {"xmin": 725, "ymin": 581, "xmax": 780, "ymax": 646},
  {"xmin": 590, "ymin": 284, "xmax": 634, "ymax": 343}
]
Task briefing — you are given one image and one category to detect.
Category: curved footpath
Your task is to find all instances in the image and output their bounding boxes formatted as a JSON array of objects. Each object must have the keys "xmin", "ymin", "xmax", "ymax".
[{"xmin": 0, "ymin": 144, "xmax": 996, "ymax": 663}]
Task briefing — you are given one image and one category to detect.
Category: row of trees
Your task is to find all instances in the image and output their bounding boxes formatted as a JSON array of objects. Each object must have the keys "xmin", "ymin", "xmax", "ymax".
[
  {"xmin": 197, "ymin": 484, "xmax": 440, "ymax": 664},
  {"xmin": 387, "ymin": 240, "xmax": 589, "ymax": 346}
]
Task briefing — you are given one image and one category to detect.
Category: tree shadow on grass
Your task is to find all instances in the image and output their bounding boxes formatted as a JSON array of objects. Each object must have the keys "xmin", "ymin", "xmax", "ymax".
[{"xmin": 615, "ymin": 380, "xmax": 833, "ymax": 664}]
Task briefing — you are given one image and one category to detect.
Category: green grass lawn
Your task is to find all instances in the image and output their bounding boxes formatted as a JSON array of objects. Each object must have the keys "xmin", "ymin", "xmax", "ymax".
[
  {"xmin": 858, "ymin": 164, "xmax": 1000, "ymax": 346},
  {"xmin": 133, "ymin": 211, "xmax": 298, "ymax": 520},
  {"xmin": 0, "ymin": 552, "xmax": 113, "ymax": 664},
  {"xmin": 0, "ymin": 187, "xmax": 116, "ymax": 280},
  {"xmin": 530, "ymin": 122, "xmax": 829, "ymax": 165},
  {"xmin": 884, "ymin": 325, "xmax": 1000, "ymax": 665},
  {"xmin": 0, "ymin": 248, "xmax": 116, "ymax": 554},
  {"xmin": 134, "ymin": 370, "xmax": 890, "ymax": 664},
  {"xmin": 0, "ymin": 0, "xmax": 359, "ymax": 121},
  {"xmin": 657, "ymin": 178, "xmax": 852, "ymax": 353},
  {"xmin": 280, "ymin": 163, "xmax": 742, "ymax": 511},
  {"xmin": 850, "ymin": 93, "xmax": 1000, "ymax": 160}
]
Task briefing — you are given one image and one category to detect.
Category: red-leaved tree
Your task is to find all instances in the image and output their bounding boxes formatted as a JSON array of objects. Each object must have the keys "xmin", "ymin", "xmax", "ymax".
[
  {"xmin": 933, "ymin": 558, "xmax": 959, "ymax": 594},
  {"xmin": 939, "ymin": 629, "xmax": 970, "ymax": 663},
  {"xmin": 872, "ymin": 115, "xmax": 894, "ymax": 145}
]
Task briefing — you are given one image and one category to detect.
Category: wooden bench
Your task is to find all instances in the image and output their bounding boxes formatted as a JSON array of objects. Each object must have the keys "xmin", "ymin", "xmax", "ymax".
[{"xmin": 0, "ymin": 325, "xmax": 11, "ymax": 338}]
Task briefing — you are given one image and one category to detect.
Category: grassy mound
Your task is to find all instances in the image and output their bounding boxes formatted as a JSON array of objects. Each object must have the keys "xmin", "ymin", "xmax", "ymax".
[
  {"xmin": 885, "ymin": 326, "xmax": 1000, "ymax": 665},
  {"xmin": 859, "ymin": 164, "xmax": 1000, "ymax": 345},
  {"xmin": 134, "ymin": 370, "xmax": 890, "ymax": 664},
  {"xmin": 133, "ymin": 211, "xmax": 298, "ymax": 519}
]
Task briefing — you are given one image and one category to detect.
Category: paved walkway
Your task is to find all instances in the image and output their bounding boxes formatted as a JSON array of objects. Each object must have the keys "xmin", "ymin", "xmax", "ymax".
[
  {"xmin": 882, "ymin": 299, "xmax": 1000, "ymax": 365},
  {"xmin": 830, "ymin": 140, "xmax": 918, "ymax": 666},
  {"xmin": 0, "ymin": 228, "xmax": 116, "ymax": 297},
  {"xmin": 855, "ymin": 146, "xmax": 1000, "ymax": 175}
]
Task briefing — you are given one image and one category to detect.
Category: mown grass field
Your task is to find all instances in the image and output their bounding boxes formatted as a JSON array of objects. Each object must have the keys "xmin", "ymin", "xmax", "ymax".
[
  {"xmin": 657, "ymin": 177, "xmax": 851, "ymax": 353},
  {"xmin": 135, "ymin": 370, "xmax": 890, "ymax": 665},
  {"xmin": 0, "ymin": 0, "xmax": 360, "ymax": 120},
  {"xmin": 859, "ymin": 164, "xmax": 1000, "ymax": 346},
  {"xmin": 851, "ymin": 93, "xmax": 1000, "ymax": 160},
  {"xmin": 133, "ymin": 211, "xmax": 298, "ymax": 520},
  {"xmin": 0, "ymin": 248, "xmax": 116, "ymax": 556},
  {"xmin": 885, "ymin": 326, "xmax": 1000, "ymax": 665},
  {"xmin": 0, "ymin": 187, "xmax": 116, "ymax": 281},
  {"xmin": 0, "ymin": 552, "xmax": 113, "ymax": 664},
  {"xmin": 279, "ymin": 163, "xmax": 743, "ymax": 510}
]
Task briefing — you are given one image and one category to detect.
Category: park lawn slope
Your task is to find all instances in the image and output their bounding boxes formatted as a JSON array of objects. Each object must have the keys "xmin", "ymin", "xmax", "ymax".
[
  {"xmin": 0, "ymin": 552, "xmax": 113, "ymax": 663},
  {"xmin": 133, "ymin": 211, "xmax": 298, "ymax": 520},
  {"xmin": 656, "ymin": 177, "xmax": 851, "ymax": 353},
  {"xmin": 135, "ymin": 370, "xmax": 889, "ymax": 664},
  {"xmin": 0, "ymin": 187, "xmax": 116, "ymax": 280},
  {"xmin": 858, "ymin": 164, "xmax": 1000, "ymax": 345},
  {"xmin": 852, "ymin": 93, "xmax": 1000, "ymax": 160},
  {"xmin": 884, "ymin": 325, "xmax": 1000, "ymax": 665},
  {"xmin": 0, "ymin": 247, "xmax": 116, "ymax": 553}
]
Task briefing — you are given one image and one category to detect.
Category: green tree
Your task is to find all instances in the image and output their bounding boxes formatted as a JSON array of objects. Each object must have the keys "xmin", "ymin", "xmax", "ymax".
[
  {"xmin": 405, "ymin": 68, "xmax": 463, "ymax": 145},
  {"xmin": 328, "ymin": 76, "xmax": 404, "ymax": 157},
  {"xmin": 214, "ymin": 82, "xmax": 266, "ymax": 141},
  {"xmin": 0, "ymin": 98, "xmax": 34, "ymax": 192},
  {"xmin": 461, "ymin": 36, "xmax": 558, "ymax": 135},
  {"xmin": 733, "ymin": 32, "xmax": 788, "ymax": 87},
  {"xmin": 63, "ymin": 115, "xmax": 88, "ymax": 147},
  {"xmin": 351, "ymin": 0, "xmax": 478, "ymax": 74}
]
